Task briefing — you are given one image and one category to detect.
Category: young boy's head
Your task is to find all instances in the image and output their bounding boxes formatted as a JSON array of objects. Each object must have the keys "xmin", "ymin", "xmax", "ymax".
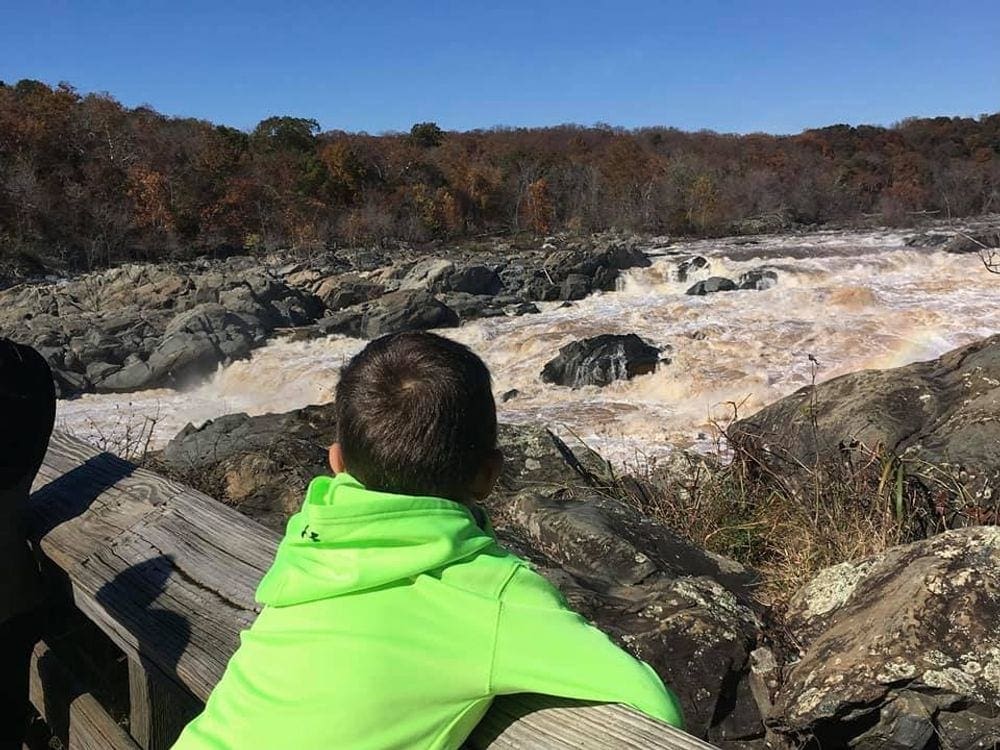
[
  {"xmin": 331, "ymin": 331, "xmax": 501, "ymax": 504},
  {"xmin": 0, "ymin": 339, "xmax": 56, "ymax": 492}
]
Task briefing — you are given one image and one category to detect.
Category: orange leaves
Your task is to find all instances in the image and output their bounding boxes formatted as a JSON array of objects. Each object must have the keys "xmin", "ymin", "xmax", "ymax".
[
  {"xmin": 525, "ymin": 178, "xmax": 554, "ymax": 235},
  {"xmin": 126, "ymin": 166, "xmax": 172, "ymax": 231}
]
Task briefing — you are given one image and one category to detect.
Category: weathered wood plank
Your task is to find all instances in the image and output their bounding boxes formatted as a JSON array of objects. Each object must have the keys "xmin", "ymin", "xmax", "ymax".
[
  {"xmin": 29, "ymin": 432, "xmax": 274, "ymax": 699},
  {"xmin": 30, "ymin": 431, "xmax": 715, "ymax": 749},
  {"xmin": 128, "ymin": 658, "xmax": 201, "ymax": 750},
  {"xmin": 470, "ymin": 695, "xmax": 717, "ymax": 749},
  {"xmin": 28, "ymin": 641, "xmax": 140, "ymax": 750}
]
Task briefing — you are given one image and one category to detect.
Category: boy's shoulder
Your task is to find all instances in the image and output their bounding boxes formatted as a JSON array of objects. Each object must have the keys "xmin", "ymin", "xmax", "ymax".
[
  {"xmin": 441, "ymin": 541, "xmax": 569, "ymax": 612},
  {"xmin": 494, "ymin": 556, "xmax": 571, "ymax": 611}
]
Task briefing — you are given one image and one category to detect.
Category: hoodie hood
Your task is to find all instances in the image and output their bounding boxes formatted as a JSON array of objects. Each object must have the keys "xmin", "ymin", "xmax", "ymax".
[{"xmin": 256, "ymin": 473, "xmax": 496, "ymax": 607}]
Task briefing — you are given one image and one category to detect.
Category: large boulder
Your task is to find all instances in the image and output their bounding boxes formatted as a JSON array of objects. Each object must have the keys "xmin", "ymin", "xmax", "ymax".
[
  {"xmin": 435, "ymin": 292, "xmax": 508, "ymax": 322},
  {"xmin": 687, "ymin": 277, "xmax": 738, "ymax": 295},
  {"xmin": 359, "ymin": 290, "xmax": 459, "ymax": 338},
  {"xmin": 159, "ymin": 405, "xmax": 338, "ymax": 529},
  {"xmin": 156, "ymin": 405, "xmax": 765, "ymax": 745},
  {"xmin": 772, "ymin": 527, "xmax": 1000, "ymax": 749},
  {"xmin": 398, "ymin": 258, "xmax": 455, "ymax": 291},
  {"xmin": 447, "ymin": 265, "xmax": 503, "ymax": 296},
  {"xmin": 314, "ymin": 273, "xmax": 384, "ymax": 311},
  {"xmin": 541, "ymin": 334, "xmax": 663, "ymax": 388},
  {"xmin": 737, "ymin": 268, "xmax": 778, "ymax": 291},
  {"xmin": 506, "ymin": 493, "xmax": 765, "ymax": 744},
  {"xmin": 731, "ymin": 334, "xmax": 1000, "ymax": 525}
]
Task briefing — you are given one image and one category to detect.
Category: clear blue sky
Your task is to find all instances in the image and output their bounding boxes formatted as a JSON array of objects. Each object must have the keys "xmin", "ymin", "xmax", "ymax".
[{"xmin": 2, "ymin": 0, "xmax": 998, "ymax": 135}]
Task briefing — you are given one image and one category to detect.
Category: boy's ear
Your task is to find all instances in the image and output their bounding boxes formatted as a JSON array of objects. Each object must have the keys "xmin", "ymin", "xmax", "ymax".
[
  {"xmin": 471, "ymin": 449, "xmax": 504, "ymax": 502},
  {"xmin": 329, "ymin": 443, "xmax": 346, "ymax": 474}
]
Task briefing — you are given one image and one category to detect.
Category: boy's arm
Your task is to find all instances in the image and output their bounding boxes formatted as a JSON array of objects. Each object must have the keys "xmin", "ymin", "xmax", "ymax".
[{"xmin": 489, "ymin": 566, "xmax": 684, "ymax": 728}]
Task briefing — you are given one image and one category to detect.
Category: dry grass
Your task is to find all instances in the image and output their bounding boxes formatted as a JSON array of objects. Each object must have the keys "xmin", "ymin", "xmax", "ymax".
[
  {"xmin": 620, "ymin": 436, "xmax": 933, "ymax": 606},
  {"xmin": 66, "ymin": 404, "xmax": 162, "ymax": 464},
  {"xmin": 613, "ymin": 369, "xmax": 968, "ymax": 609}
]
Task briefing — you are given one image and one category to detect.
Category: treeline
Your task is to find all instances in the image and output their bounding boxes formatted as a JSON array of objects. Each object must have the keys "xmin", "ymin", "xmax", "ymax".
[{"xmin": 2, "ymin": 78, "xmax": 1000, "ymax": 269}]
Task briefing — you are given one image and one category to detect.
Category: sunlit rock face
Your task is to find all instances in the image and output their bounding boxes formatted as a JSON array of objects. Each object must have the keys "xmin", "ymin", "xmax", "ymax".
[{"xmin": 773, "ymin": 527, "xmax": 1000, "ymax": 750}]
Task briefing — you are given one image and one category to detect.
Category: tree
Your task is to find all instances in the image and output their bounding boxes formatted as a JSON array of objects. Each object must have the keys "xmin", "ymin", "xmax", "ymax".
[
  {"xmin": 524, "ymin": 178, "xmax": 554, "ymax": 234},
  {"xmin": 409, "ymin": 122, "xmax": 444, "ymax": 148},
  {"xmin": 251, "ymin": 117, "xmax": 319, "ymax": 152}
]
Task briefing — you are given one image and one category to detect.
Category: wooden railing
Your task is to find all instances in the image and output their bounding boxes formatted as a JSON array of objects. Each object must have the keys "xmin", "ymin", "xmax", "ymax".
[{"xmin": 26, "ymin": 431, "xmax": 716, "ymax": 749}]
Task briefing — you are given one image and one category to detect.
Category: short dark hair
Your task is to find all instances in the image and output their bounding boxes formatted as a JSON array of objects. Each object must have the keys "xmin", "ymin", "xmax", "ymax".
[
  {"xmin": 0, "ymin": 339, "xmax": 56, "ymax": 490},
  {"xmin": 334, "ymin": 332, "xmax": 497, "ymax": 502}
]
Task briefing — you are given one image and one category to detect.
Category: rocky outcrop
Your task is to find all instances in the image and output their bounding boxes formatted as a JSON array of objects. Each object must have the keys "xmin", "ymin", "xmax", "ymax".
[
  {"xmin": 280, "ymin": 234, "xmax": 652, "ymax": 318},
  {"xmin": 0, "ymin": 260, "xmax": 322, "ymax": 397},
  {"xmin": 305, "ymin": 290, "xmax": 461, "ymax": 340},
  {"xmin": 4, "ymin": 233, "xmax": 655, "ymax": 396},
  {"xmin": 771, "ymin": 527, "xmax": 1000, "ymax": 749},
  {"xmin": 731, "ymin": 334, "xmax": 1000, "ymax": 525},
  {"xmin": 156, "ymin": 405, "xmax": 766, "ymax": 745},
  {"xmin": 541, "ymin": 334, "xmax": 664, "ymax": 388}
]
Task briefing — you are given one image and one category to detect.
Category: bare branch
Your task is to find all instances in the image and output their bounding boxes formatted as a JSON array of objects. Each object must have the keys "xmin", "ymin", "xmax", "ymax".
[
  {"xmin": 954, "ymin": 232, "xmax": 999, "ymax": 275},
  {"xmin": 982, "ymin": 247, "xmax": 1000, "ymax": 275}
]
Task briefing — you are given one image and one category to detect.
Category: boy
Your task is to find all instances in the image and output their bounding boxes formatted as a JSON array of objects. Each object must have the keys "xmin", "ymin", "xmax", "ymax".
[
  {"xmin": 0, "ymin": 340, "xmax": 55, "ymax": 749},
  {"xmin": 173, "ymin": 331, "xmax": 682, "ymax": 750}
]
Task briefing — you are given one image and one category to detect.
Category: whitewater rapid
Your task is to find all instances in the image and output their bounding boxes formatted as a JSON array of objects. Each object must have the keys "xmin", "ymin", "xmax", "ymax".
[{"xmin": 57, "ymin": 228, "xmax": 1000, "ymax": 468}]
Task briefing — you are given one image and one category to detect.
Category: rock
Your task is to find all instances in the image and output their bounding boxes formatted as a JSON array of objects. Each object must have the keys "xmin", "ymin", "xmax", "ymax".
[
  {"xmin": 541, "ymin": 334, "xmax": 662, "ymax": 388},
  {"xmin": 730, "ymin": 334, "xmax": 1000, "ymax": 525},
  {"xmin": 737, "ymin": 269, "xmax": 778, "ymax": 291},
  {"xmin": 315, "ymin": 274, "xmax": 383, "ymax": 311},
  {"xmin": 904, "ymin": 232, "xmax": 952, "ymax": 249},
  {"xmin": 447, "ymin": 265, "xmax": 503, "ymax": 296},
  {"xmin": 508, "ymin": 492, "xmax": 764, "ymax": 742},
  {"xmin": 687, "ymin": 277, "xmax": 738, "ymax": 295},
  {"xmin": 360, "ymin": 291, "xmax": 459, "ymax": 338},
  {"xmin": 772, "ymin": 527, "xmax": 1000, "ymax": 749},
  {"xmin": 521, "ymin": 272, "xmax": 561, "ymax": 301},
  {"xmin": 313, "ymin": 310, "xmax": 364, "ymax": 338},
  {"xmin": 943, "ymin": 229, "xmax": 1000, "ymax": 254},
  {"xmin": 85, "ymin": 361, "xmax": 121, "ymax": 382},
  {"xmin": 398, "ymin": 258, "xmax": 455, "ymax": 291},
  {"xmin": 436, "ymin": 292, "xmax": 507, "ymax": 322},
  {"xmin": 677, "ymin": 255, "xmax": 709, "ymax": 283},
  {"xmin": 499, "ymin": 388, "xmax": 520, "ymax": 403},
  {"xmin": 597, "ymin": 242, "xmax": 651, "ymax": 274},
  {"xmin": 560, "ymin": 273, "xmax": 591, "ymax": 301},
  {"xmin": 95, "ymin": 360, "xmax": 155, "ymax": 393},
  {"xmin": 504, "ymin": 301, "xmax": 540, "ymax": 316},
  {"xmin": 159, "ymin": 406, "xmax": 338, "ymax": 529},
  {"xmin": 156, "ymin": 406, "xmax": 763, "ymax": 743},
  {"xmin": 51, "ymin": 368, "xmax": 89, "ymax": 399}
]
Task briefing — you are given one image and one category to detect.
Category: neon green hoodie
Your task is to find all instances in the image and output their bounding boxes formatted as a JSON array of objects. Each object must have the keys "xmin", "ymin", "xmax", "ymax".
[{"xmin": 173, "ymin": 473, "xmax": 682, "ymax": 750}]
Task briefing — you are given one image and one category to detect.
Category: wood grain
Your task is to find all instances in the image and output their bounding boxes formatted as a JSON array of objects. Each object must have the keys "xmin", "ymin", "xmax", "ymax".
[{"xmin": 28, "ymin": 641, "xmax": 140, "ymax": 750}]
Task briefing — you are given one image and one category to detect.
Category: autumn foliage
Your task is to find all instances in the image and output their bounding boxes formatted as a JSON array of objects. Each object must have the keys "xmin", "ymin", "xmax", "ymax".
[{"xmin": 2, "ymin": 79, "xmax": 999, "ymax": 269}]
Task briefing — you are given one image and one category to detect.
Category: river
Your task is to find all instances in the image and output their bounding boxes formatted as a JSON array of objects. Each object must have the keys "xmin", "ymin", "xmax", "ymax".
[{"xmin": 56, "ymin": 227, "xmax": 1000, "ymax": 468}]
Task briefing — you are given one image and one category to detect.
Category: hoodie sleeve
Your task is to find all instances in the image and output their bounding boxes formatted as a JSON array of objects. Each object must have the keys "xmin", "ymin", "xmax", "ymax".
[{"xmin": 489, "ymin": 565, "xmax": 684, "ymax": 728}]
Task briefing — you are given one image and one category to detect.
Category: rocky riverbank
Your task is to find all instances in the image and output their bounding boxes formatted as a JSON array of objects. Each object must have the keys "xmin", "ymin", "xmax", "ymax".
[
  {"xmin": 153, "ymin": 334, "xmax": 1000, "ymax": 749},
  {"xmin": 0, "ymin": 232, "xmax": 654, "ymax": 397}
]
